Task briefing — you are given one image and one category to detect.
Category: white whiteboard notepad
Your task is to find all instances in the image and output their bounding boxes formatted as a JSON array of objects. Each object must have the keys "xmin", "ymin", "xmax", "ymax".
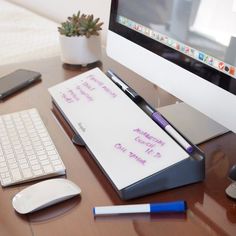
[{"xmin": 49, "ymin": 68, "xmax": 189, "ymax": 190}]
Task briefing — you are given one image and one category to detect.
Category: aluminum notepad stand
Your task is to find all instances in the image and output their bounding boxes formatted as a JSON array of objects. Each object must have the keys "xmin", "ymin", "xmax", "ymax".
[
  {"xmin": 71, "ymin": 132, "xmax": 205, "ymax": 200},
  {"xmin": 49, "ymin": 68, "xmax": 205, "ymax": 200}
]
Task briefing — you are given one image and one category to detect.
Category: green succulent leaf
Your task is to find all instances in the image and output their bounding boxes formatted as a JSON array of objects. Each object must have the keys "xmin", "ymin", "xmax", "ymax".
[{"xmin": 58, "ymin": 10, "xmax": 103, "ymax": 38}]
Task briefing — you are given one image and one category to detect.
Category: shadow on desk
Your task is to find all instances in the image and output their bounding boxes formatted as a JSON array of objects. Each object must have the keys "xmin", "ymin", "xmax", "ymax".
[{"xmin": 23, "ymin": 196, "xmax": 81, "ymax": 223}]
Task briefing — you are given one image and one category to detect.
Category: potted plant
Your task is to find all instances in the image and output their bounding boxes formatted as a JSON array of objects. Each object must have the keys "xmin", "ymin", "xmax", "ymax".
[{"xmin": 58, "ymin": 11, "xmax": 103, "ymax": 66}]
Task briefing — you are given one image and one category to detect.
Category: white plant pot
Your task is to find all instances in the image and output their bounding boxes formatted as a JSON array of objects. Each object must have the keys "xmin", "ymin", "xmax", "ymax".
[{"xmin": 59, "ymin": 35, "xmax": 101, "ymax": 66}]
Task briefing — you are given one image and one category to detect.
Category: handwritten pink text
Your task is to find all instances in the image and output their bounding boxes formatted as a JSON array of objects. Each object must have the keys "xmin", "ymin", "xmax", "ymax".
[{"xmin": 114, "ymin": 143, "xmax": 146, "ymax": 165}]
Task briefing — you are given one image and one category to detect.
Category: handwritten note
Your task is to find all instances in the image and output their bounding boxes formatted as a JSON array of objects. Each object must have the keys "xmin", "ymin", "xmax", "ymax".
[
  {"xmin": 59, "ymin": 74, "xmax": 117, "ymax": 105},
  {"xmin": 49, "ymin": 68, "xmax": 189, "ymax": 190},
  {"xmin": 114, "ymin": 128, "xmax": 166, "ymax": 166}
]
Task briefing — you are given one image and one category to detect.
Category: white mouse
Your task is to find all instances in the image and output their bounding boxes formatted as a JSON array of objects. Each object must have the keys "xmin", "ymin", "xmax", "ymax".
[
  {"xmin": 12, "ymin": 179, "xmax": 81, "ymax": 214},
  {"xmin": 225, "ymin": 182, "xmax": 236, "ymax": 199}
]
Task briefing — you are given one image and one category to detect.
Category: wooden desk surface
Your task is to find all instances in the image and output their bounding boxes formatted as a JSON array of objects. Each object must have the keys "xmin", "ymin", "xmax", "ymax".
[{"xmin": 0, "ymin": 57, "xmax": 236, "ymax": 236}]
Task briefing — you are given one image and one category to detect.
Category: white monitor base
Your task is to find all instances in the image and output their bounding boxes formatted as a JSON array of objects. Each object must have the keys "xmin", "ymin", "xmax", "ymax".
[{"xmin": 158, "ymin": 102, "xmax": 229, "ymax": 145}]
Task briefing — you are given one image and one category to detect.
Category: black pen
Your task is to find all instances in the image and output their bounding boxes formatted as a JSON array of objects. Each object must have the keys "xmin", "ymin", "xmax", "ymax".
[
  {"xmin": 106, "ymin": 69, "xmax": 193, "ymax": 154},
  {"xmin": 106, "ymin": 70, "xmax": 142, "ymax": 102}
]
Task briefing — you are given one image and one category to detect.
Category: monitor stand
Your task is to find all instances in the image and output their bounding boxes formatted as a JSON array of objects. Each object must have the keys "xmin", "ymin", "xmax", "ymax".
[{"xmin": 157, "ymin": 102, "xmax": 229, "ymax": 145}]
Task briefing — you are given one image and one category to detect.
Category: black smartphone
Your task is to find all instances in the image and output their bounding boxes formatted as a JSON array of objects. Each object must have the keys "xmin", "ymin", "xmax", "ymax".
[{"xmin": 0, "ymin": 69, "xmax": 41, "ymax": 100}]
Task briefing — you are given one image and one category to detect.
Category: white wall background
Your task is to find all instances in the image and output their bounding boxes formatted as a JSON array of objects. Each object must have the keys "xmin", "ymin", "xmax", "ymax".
[{"xmin": 8, "ymin": 0, "xmax": 111, "ymax": 45}]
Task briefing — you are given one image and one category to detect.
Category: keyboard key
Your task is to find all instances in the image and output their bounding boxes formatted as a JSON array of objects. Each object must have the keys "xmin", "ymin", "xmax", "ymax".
[
  {"xmin": 33, "ymin": 169, "xmax": 43, "ymax": 176},
  {"xmin": 9, "ymin": 163, "xmax": 18, "ymax": 169},
  {"xmin": 20, "ymin": 163, "xmax": 29, "ymax": 169},
  {"xmin": 22, "ymin": 169, "xmax": 33, "ymax": 178},
  {"xmin": 32, "ymin": 165, "xmax": 41, "ymax": 171},
  {"xmin": 43, "ymin": 165, "xmax": 53, "ymax": 173},
  {"xmin": 0, "ymin": 167, "xmax": 8, "ymax": 173},
  {"xmin": 54, "ymin": 165, "xmax": 65, "ymax": 171},
  {"xmin": 2, "ymin": 178, "xmax": 12, "ymax": 186},
  {"xmin": 0, "ymin": 162, "xmax": 7, "ymax": 168},
  {"xmin": 47, "ymin": 150, "xmax": 56, "ymax": 155},
  {"xmin": 49, "ymin": 155, "xmax": 59, "ymax": 161},
  {"xmin": 11, "ymin": 169, "xmax": 22, "ymax": 181}
]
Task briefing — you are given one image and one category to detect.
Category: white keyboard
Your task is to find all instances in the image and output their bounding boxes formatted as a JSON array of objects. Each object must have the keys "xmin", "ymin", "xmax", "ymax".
[{"xmin": 0, "ymin": 108, "xmax": 66, "ymax": 186}]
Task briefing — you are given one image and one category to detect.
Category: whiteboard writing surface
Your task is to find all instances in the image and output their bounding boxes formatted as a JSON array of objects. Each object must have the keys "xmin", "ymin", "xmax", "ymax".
[{"xmin": 48, "ymin": 68, "xmax": 189, "ymax": 190}]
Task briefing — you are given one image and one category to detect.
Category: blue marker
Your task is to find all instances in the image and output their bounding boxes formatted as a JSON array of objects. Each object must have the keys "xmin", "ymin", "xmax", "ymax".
[{"xmin": 93, "ymin": 201, "xmax": 187, "ymax": 216}]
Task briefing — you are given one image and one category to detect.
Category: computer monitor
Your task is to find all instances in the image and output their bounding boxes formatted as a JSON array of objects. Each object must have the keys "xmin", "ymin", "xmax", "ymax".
[{"xmin": 106, "ymin": 0, "xmax": 236, "ymax": 143}]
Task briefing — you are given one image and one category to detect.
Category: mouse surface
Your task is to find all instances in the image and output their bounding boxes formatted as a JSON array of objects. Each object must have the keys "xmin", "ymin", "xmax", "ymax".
[
  {"xmin": 12, "ymin": 179, "xmax": 81, "ymax": 214},
  {"xmin": 225, "ymin": 182, "xmax": 236, "ymax": 199}
]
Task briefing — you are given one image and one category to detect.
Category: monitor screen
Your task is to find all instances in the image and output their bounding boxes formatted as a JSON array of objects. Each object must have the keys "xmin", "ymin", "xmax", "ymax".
[
  {"xmin": 111, "ymin": 0, "xmax": 236, "ymax": 94},
  {"xmin": 107, "ymin": 0, "xmax": 236, "ymax": 134}
]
